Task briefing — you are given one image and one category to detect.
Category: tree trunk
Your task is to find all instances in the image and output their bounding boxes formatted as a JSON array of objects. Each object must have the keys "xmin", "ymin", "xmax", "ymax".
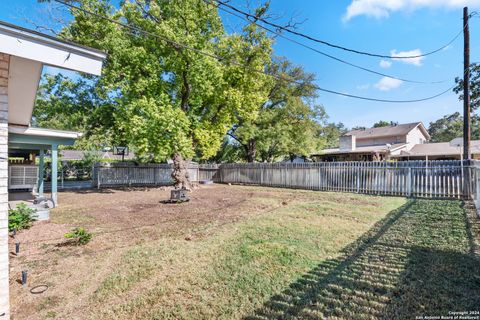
[
  {"xmin": 246, "ymin": 139, "xmax": 256, "ymax": 163},
  {"xmin": 171, "ymin": 153, "xmax": 190, "ymax": 190},
  {"xmin": 180, "ymin": 63, "xmax": 191, "ymax": 113}
]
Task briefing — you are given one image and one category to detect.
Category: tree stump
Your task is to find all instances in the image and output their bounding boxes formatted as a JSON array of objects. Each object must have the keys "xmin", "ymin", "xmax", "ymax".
[{"xmin": 171, "ymin": 153, "xmax": 190, "ymax": 190}]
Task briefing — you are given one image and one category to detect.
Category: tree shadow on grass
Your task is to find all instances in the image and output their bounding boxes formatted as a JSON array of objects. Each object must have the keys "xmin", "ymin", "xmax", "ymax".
[{"xmin": 245, "ymin": 199, "xmax": 480, "ymax": 320}]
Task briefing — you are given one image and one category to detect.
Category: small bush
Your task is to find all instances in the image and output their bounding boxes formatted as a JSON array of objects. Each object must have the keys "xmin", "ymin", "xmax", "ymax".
[
  {"xmin": 9, "ymin": 203, "xmax": 37, "ymax": 231},
  {"xmin": 64, "ymin": 227, "xmax": 92, "ymax": 245}
]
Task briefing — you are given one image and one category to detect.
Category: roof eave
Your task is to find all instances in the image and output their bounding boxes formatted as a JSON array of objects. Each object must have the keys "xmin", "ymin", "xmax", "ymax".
[{"xmin": 0, "ymin": 20, "xmax": 106, "ymax": 75}]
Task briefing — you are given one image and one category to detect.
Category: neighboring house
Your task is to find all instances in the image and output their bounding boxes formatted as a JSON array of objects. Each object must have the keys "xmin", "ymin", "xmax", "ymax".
[
  {"xmin": 393, "ymin": 140, "xmax": 480, "ymax": 160},
  {"xmin": 60, "ymin": 150, "xmax": 135, "ymax": 161},
  {"xmin": 0, "ymin": 21, "xmax": 106, "ymax": 319},
  {"xmin": 312, "ymin": 122, "xmax": 430, "ymax": 161},
  {"xmin": 280, "ymin": 155, "xmax": 311, "ymax": 163}
]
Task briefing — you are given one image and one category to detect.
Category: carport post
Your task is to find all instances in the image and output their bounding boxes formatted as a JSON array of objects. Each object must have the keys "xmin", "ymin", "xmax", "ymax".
[
  {"xmin": 51, "ymin": 144, "xmax": 58, "ymax": 205},
  {"xmin": 38, "ymin": 149, "xmax": 44, "ymax": 196}
]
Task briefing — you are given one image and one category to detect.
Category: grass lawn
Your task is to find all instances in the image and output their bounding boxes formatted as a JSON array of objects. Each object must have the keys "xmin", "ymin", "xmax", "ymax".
[{"xmin": 8, "ymin": 185, "xmax": 480, "ymax": 319}]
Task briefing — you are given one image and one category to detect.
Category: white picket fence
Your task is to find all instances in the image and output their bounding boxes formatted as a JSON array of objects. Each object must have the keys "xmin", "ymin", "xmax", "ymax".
[
  {"xmin": 210, "ymin": 160, "xmax": 475, "ymax": 199},
  {"xmin": 471, "ymin": 162, "xmax": 480, "ymax": 216},
  {"xmin": 93, "ymin": 160, "xmax": 480, "ymax": 200}
]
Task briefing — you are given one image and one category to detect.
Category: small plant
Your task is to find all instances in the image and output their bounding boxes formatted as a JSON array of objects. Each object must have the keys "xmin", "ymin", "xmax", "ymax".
[
  {"xmin": 8, "ymin": 203, "xmax": 37, "ymax": 231},
  {"xmin": 64, "ymin": 227, "xmax": 93, "ymax": 245}
]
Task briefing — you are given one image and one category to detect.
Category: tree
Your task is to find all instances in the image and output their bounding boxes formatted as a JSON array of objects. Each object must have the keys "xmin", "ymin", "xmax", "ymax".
[
  {"xmin": 428, "ymin": 112, "xmax": 480, "ymax": 142},
  {"xmin": 373, "ymin": 120, "xmax": 397, "ymax": 128},
  {"xmin": 319, "ymin": 122, "xmax": 347, "ymax": 148},
  {"xmin": 351, "ymin": 126, "xmax": 366, "ymax": 131},
  {"xmin": 256, "ymin": 97, "xmax": 328, "ymax": 162},
  {"xmin": 454, "ymin": 63, "xmax": 480, "ymax": 110},
  {"xmin": 58, "ymin": 0, "xmax": 272, "ymax": 186},
  {"xmin": 208, "ymin": 137, "xmax": 244, "ymax": 163},
  {"xmin": 229, "ymin": 57, "xmax": 325, "ymax": 162},
  {"xmin": 33, "ymin": 73, "xmax": 114, "ymax": 150}
]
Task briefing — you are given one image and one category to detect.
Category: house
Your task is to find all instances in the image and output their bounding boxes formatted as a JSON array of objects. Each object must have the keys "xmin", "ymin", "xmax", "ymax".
[
  {"xmin": 393, "ymin": 140, "xmax": 480, "ymax": 160},
  {"xmin": 59, "ymin": 149, "xmax": 136, "ymax": 161},
  {"xmin": 0, "ymin": 21, "xmax": 106, "ymax": 319},
  {"xmin": 312, "ymin": 122, "xmax": 430, "ymax": 162}
]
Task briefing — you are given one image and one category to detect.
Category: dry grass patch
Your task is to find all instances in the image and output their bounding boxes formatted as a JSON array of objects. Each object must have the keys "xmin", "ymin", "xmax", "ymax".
[{"xmin": 9, "ymin": 185, "xmax": 478, "ymax": 319}]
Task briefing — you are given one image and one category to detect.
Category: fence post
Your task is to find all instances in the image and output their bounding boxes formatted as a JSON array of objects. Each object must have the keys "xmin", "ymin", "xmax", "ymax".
[
  {"xmin": 154, "ymin": 167, "xmax": 157, "ymax": 186},
  {"xmin": 476, "ymin": 166, "xmax": 480, "ymax": 218},
  {"xmin": 128, "ymin": 166, "xmax": 132, "ymax": 187},
  {"xmin": 356, "ymin": 168, "xmax": 360, "ymax": 193},
  {"xmin": 97, "ymin": 166, "xmax": 101, "ymax": 190},
  {"xmin": 260, "ymin": 164, "xmax": 263, "ymax": 185},
  {"xmin": 407, "ymin": 167, "xmax": 412, "ymax": 197}
]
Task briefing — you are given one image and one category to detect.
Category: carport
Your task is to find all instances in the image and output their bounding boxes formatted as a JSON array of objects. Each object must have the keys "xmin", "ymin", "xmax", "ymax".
[
  {"xmin": 0, "ymin": 20, "xmax": 106, "ymax": 319},
  {"xmin": 8, "ymin": 125, "xmax": 81, "ymax": 204}
]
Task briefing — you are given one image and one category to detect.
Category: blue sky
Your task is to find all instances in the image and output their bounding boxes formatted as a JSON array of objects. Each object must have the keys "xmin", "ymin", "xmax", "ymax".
[{"xmin": 1, "ymin": 0, "xmax": 480, "ymax": 128}]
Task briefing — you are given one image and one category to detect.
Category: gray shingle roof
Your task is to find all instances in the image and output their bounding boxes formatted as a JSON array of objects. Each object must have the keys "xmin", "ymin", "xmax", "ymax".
[
  {"xmin": 60, "ymin": 150, "xmax": 135, "ymax": 161},
  {"xmin": 345, "ymin": 122, "xmax": 429, "ymax": 139},
  {"xmin": 397, "ymin": 140, "xmax": 480, "ymax": 157},
  {"xmin": 315, "ymin": 143, "xmax": 407, "ymax": 155}
]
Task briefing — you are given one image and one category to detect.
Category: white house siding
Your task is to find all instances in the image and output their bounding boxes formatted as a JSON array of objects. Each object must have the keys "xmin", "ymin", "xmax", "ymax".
[
  {"xmin": 406, "ymin": 126, "xmax": 427, "ymax": 151},
  {"xmin": 0, "ymin": 53, "xmax": 9, "ymax": 319},
  {"xmin": 356, "ymin": 135, "xmax": 406, "ymax": 147}
]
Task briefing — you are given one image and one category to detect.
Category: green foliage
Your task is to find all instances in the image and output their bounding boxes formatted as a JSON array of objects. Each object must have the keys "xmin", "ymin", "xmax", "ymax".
[
  {"xmin": 230, "ymin": 57, "xmax": 327, "ymax": 162},
  {"xmin": 56, "ymin": 0, "xmax": 273, "ymax": 164},
  {"xmin": 64, "ymin": 227, "xmax": 93, "ymax": 245},
  {"xmin": 208, "ymin": 137, "xmax": 245, "ymax": 163},
  {"xmin": 80, "ymin": 151, "xmax": 104, "ymax": 167},
  {"xmin": 319, "ymin": 122, "xmax": 347, "ymax": 148},
  {"xmin": 428, "ymin": 112, "xmax": 480, "ymax": 142},
  {"xmin": 351, "ymin": 125, "xmax": 366, "ymax": 130},
  {"xmin": 454, "ymin": 63, "xmax": 480, "ymax": 111},
  {"xmin": 373, "ymin": 120, "xmax": 397, "ymax": 128},
  {"xmin": 37, "ymin": 0, "xmax": 332, "ymax": 165},
  {"xmin": 33, "ymin": 74, "xmax": 113, "ymax": 150},
  {"xmin": 8, "ymin": 203, "xmax": 37, "ymax": 231}
]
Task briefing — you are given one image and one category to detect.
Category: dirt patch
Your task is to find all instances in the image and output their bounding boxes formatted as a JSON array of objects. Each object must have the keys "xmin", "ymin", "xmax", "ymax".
[{"xmin": 8, "ymin": 184, "xmax": 294, "ymax": 319}]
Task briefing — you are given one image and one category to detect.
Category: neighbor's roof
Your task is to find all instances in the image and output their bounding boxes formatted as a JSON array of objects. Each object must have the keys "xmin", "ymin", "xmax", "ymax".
[
  {"xmin": 8, "ymin": 125, "xmax": 82, "ymax": 139},
  {"xmin": 345, "ymin": 122, "xmax": 430, "ymax": 140},
  {"xmin": 313, "ymin": 143, "xmax": 407, "ymax": 156},
  {"xmin": 393, "ymin": 140, "xmax": 480, "ymax": 157},
  {"xmin": 60, "ymin": 150, "xmax": 135, "ymax": 161}
]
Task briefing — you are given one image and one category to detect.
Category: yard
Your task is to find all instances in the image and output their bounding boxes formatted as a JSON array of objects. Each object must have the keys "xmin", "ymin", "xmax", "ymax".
[{"xmin": 8, "ymin": 185, "xmax": 480, "ymax": 319}]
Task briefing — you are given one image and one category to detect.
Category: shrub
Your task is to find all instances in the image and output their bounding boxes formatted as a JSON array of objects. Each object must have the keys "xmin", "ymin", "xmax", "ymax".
[
  {"xmin": 64, "ymin": 227, "xmax": 92, "ymax": 245},
  {"xmin": 8, "ymin": 203, "xmax": 37, "ymax": 231}
]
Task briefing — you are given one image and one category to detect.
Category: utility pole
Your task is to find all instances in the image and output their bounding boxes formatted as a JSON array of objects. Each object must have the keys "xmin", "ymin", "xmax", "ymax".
[{"xmin": 463, "ymin": 6, "xmax": 471, "ymax": 160}]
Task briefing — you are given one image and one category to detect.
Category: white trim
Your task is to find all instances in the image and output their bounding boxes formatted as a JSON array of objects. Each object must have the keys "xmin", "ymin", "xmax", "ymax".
[
  {"xmin": 412, "ymin": 122, "xmax": 431, "ymax": 140},
  {"xmin": 8, "ymin": 125, "xmax": 82, "ymax": 139},
  {"xmin": 7, "ymin": 56, "xmax": 43, "ymax": 126},
  {"xmin": 0, "ymin": 20, "xmax": 106, "ymax": 75}
]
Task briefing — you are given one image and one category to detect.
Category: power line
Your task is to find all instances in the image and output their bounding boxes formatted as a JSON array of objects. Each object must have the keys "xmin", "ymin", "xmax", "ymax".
[
  {"xmin": 210, "ymin": 1, "xmax": 446, "ymax": 85},
  {"xmin": 53, "ymin": 0, "xmax": 456, "ymax": 103},
  {"xmin": 212, "ymin": 0, "xmax": 466, "ymax": 60}
]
